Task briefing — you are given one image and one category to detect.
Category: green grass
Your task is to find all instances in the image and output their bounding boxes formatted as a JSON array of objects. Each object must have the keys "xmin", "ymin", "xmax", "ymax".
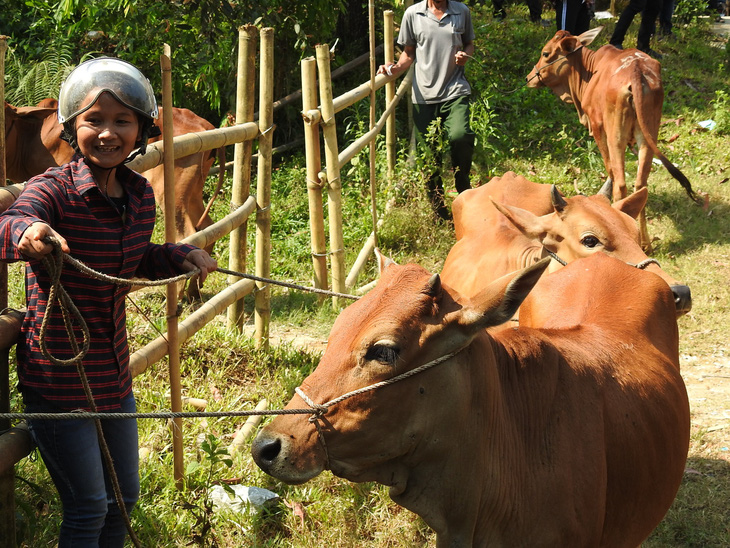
[{"xmin": 7, "ymin": 5, "xmax": 730, "ymax": 546}]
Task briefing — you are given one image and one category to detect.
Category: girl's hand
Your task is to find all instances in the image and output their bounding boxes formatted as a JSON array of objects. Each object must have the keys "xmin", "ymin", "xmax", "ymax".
[
  {"xmin": 18, "ymin": 222, "xmax": 70, "ymax": 259},
  {"xmin": 182, "ymin": 249, "xmax": 218, "ymax": 284}
]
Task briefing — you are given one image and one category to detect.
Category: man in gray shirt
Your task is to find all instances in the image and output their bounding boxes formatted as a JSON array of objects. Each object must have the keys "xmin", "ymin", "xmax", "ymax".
[{"xmin": 378, "ymin": 0, "xmax": 476, "ymax": 221}]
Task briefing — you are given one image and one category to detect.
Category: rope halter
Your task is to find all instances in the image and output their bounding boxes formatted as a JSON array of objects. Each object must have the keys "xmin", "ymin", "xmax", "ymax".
[{"xmin": 294, "ymin": 346, "xmax": 467, "ymax": 469}]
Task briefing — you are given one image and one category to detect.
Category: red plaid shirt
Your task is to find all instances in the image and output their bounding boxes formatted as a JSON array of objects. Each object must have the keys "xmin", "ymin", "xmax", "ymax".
[{"xmin": 0, "ymin": 156, "xmax": 196, "ymax": 411}]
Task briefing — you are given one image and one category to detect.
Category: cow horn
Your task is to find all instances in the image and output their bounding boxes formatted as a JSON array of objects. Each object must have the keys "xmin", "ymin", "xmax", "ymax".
[
  {"xmin": 551, "ymin": 185, "xmax": 567, "ymax": 212},
  {"xmin": 598, "ymin": 179, "xmax": 613, "ymax": 200},
  {"xmin": 425, "ymin": 273, "xmax": 441, "ymax": 297}
]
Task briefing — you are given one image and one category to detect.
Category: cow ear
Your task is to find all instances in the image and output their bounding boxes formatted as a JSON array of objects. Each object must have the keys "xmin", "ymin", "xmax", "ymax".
[
  {"xmin": 613, "ymin": 187, "xmax": 648, "ymax": 220},
  {"xmin": 559, "ymin": 35, "xmax": 581, "ymax": 54},
  {"xmin": 460, "ymin": 258, "xmax": 551, "ymax": 330},
  {"xmin": 491, "ymin": 197, "xmax": 548, "ymax": 238},
  {"xmin": 577, "ymin": 26, "xmax": 604, "ymax": 46},
  {"xmin": 375, "ymin": 247, "xmax": 397, "ymax": 275}
]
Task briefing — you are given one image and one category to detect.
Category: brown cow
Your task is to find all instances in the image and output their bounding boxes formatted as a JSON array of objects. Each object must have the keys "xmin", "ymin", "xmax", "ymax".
[
  {"xmin": 525, "ymin": 27, "xmax": 701, "ymax": 252},
  {"xmin": 441, "ymin": 171, "xmax": 691, "ymax": 315},
  {"xmin": 3, "ymin": 100, "xmax": 220, "ymax": 247},
  {"xmin": 252, "ymin": 252, "xmax": 689, "ymax": 547}
]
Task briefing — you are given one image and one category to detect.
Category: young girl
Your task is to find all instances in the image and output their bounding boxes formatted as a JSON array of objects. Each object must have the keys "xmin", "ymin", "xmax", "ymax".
[{"xmin": 0, "ymin": 57, "xmax": 217, "ymax": 547}]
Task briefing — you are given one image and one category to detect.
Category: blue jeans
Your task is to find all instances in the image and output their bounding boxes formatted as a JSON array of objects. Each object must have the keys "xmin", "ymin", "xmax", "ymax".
[{"xmin": 27, "ymin": 392, "xmax": 140, "ymax": 548}]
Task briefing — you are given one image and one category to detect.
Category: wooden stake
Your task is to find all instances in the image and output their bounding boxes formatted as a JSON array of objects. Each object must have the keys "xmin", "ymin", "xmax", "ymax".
[
  {"xmin": 227, "ymin": 399, "xmax": 268, "ymax": 455},
  {"xmin": 254, "ymin": 27, "xmax": 274, "ymax": 350},
  {"xmin": 160, "ymin": 45, "xmax": 184, "ymax": 489},
  {"xmin": 384, "ymin": 10, "xmax": 396, "ymax": 180},
  {"xmin": 227, "ymin": 25, "xmax": 258, "ymax": 331},
  {"xmin": 316, "ymin": 43, "xmax": 347, "ymax": 307},
  {"xmin": 302, "ymin": 57, "xmax": 328, "ymax": 297}
]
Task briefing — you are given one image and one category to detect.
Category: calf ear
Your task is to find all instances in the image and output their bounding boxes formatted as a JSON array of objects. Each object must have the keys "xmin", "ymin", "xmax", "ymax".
[
  {"xmin": 375, "ymin": 247, "xmax": 397, "ymax": 274},
  {"xmin": 460, "ymin": 258, "xmax": 551, "ymax": 330},
  {"xmin": 578, "ymin": 26, "xmax": 604, "ymax": 46},
  {"xmin": 491, "ymin": 198, "xmax": 549, "ymax": 240},
  {"xmin": 613, "ymin": 187, "xmax": 648, "ymax": 220}
]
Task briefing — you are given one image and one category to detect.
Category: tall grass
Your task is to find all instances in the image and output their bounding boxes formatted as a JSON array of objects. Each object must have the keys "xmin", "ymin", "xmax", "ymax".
[{"xmin": 8, "ymin": 5, "xmax": 730, "ymax": 546}]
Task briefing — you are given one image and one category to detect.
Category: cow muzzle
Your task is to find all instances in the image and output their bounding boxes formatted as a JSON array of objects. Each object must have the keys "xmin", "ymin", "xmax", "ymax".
[
  {"xmin": 251, "ymin": 429, "xmax": 325, "ymax": 485},
  {"xmin": 670, "ymin": 284, "xmax": 692, "ymax": 316}
]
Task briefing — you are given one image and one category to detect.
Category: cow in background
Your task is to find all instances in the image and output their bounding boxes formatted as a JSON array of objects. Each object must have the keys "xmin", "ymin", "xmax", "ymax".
[
  {"xmin": 526, "ymin": 27, "xmax": 701, "ymax": 252},
  {"xmin": 252, "ymin": 252, "xmax": 689, "ymax": 547},
  {"xmin": 440, "ymin": 171, "xmax": 692, "ymax": 316}
]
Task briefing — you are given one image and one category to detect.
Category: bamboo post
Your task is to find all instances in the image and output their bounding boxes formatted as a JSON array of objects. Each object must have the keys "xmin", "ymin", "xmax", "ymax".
[
  {"xmin": 368, "ymin": 0, "xmax": 379, "ymax": 251},
  {"xmin": 160, "ymin": 46, "xmax": 185, "ymax": 489},
  {"xmin": 227, "ymin": 25, "xmax": 258, "ymax": 330},
  {"xmin": 227, "ymin": 399, "xmax": 268, "ymax": 455},
  {"xmin": 316, "ymin": 43, "xmax": 347, "ymax": 307},
  {"xmin": 0, "ymin": 33, "xmax": 16, "ymax": 548},
  {"xmin": 254, "ymin": 27, "xmax": 274, "ymax": 349},
  {"xmin": 384, "ymin": 11, "xmax": 396, "ymax": 180},
  {"xmin": 302, "ymin": 57, "xmax": 328, "ymax": 296}
]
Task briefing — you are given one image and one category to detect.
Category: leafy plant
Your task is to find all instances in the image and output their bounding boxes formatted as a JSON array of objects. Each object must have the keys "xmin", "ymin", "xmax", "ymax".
[{"xmin": 711, "ymin": 89, "xmax": 730, "ymax": 135}]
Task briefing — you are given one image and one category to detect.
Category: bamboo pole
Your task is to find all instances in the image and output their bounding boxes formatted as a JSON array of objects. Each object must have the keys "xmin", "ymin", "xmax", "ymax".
[
  {"xmin": 345, "ymin": 220, "xmax": 383, "ymax": 291},
  {"xmin": 0, "ymin": 423, "xmax": 33, "ymax": 476},
  {"xmin": 255, "ymin": 27, "xmax": 274, "ymax": 349},
  {"xmin": 130, "ymin": 278, "xmax": 256, "ymax": 378},
  {"xmin": 384, "ymin": 11, "xmax": 396, "ymax": 180},
  {"xmin": 227, "ymin": 25, "xmax": 258, "ymax": 330},
  {"xmin": 180, "ymin": 196, "xmax": 256, "ymax": 250},
  {"xmin": 338, "ymin": 70, "xmax": 413, "ymax": 169},
  {"xmin": 368, "ymin": 0, "xmax": 379, "ymax": 251},
  {"xmin": 0, "ymin": 309, "xmax": 23, "ymax": 350},
  {"xmin": 128, "ymin": 123, "xmax": 259, "ymax": 174},
  {"xmin": 302, "ymin": 57, "xmax": 328, "ymax": 296},
  {"xmin": 332, "ymin": 72, "xmax": 394, "ymax": 114},
  {"xmin": 0, "ymin": 33, "xmax": 15, "ymax": 548},
  {"xmin": 316, "ymin": 43, "xmax": 346, "ymax": 307},
  {"xmin": 160, "ymin": 46, "xmax": 185, "ymax": 489},
  {"xmin": 227, "ymin": 399, "xmax": 268, "ymax": 455}
]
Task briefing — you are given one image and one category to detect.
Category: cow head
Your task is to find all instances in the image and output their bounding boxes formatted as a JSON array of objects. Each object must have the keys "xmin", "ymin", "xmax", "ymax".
[
  {"xmin": 252, "ymin": 257, "xmax": 549, "ymax": 488},
  {"xmin": 491, "ymin": 184, "xmax": 691, "ymax": 315},
  {"xmin": 526, "ymin": 26, "xmax": 604, "ymax": 100}
]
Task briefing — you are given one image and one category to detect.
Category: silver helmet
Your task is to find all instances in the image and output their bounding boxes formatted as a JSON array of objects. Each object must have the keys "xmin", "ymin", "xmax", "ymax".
[{"xmin": 57, "ymin": 57, "xmax": 158, "ymax": 124}]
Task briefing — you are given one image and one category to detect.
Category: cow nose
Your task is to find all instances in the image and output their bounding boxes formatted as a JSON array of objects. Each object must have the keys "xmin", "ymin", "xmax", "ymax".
[
  {"xmin": 251, "ymin": 434, "xmax": 282, "ymax": 470},
  {"xmin": 670, "ymin": 284, "xmax": 692, "ymax": 316}
]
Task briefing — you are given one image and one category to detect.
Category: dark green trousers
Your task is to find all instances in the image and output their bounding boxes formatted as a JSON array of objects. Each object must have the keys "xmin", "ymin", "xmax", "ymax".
[{"xmin": 413, "ymin": 95, "xmax": 475, "ymax": 220}]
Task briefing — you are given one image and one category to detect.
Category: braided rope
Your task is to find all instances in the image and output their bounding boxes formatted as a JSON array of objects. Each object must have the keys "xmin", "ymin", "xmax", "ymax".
[{"xmin": 294, "ymin": 347, "xmax": 466, "ymax": 467}]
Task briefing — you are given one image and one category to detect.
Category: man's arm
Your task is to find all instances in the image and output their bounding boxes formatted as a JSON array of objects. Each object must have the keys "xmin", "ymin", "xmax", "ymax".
[{"xmin": 377, "ymin": 44, "xmax": 416, "ymax": 76}]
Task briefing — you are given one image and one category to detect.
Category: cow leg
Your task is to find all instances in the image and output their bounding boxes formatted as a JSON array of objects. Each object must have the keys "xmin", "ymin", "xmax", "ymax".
[
  {"xmin": 635, "ymin": 137, "xmax": 654, "ymax": 252},
  {"xmin": 592, "ymin": 130, "xmax": 616, "ymax": 193}
]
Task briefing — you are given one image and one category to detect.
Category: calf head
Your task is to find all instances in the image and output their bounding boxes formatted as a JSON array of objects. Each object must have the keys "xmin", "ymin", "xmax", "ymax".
[
  {"xmin": 492, "ymin": 184, "xmax": 691, "ymax": 315},
  {"xmin": 252, "ymin": 257, "xmax": 549, "ymax": 488},
  {"xmin": 526, "ymin": 27, "xmax": 603, "ymax": 100}
]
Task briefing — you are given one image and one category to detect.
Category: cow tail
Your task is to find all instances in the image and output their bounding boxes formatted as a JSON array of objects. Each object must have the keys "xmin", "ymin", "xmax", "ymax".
[
  {"xmin": 631, "ymin": 68, "xmax": 701, "ymax": 205},
  {"xmin": 196, "ymin": 146, "xmax": 227, "ymax": 230}
]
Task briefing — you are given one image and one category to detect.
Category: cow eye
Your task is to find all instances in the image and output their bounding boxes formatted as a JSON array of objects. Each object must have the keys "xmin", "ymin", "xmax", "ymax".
[
  {"xmin": 364, "ymin": 343, "xmax": 399, "ymax": 365},
  {"xmin": 542, "ymin": 51, "xmax": 549, "ymax": 58},
  {"xmin": 581, "ymin": 235, "xmax": 601, "ymax": 248}
]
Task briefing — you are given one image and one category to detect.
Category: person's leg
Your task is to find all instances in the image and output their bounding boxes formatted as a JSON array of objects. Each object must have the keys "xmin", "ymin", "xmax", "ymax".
[
  {"xmin": 98, "ymin": 392, "xmax": 140, "ymax": 547},
  {"xmin": 492, "ymin": 0, "xmax": 507, "ymax": 19},
  {"xmin": 637, "ymin": 0, "xmax": 662, "ymax": 51},
  {"xmin": 441, "ymin": 96, "xmax": 475, "ymax": 194},
  {"xmin": 574, "ymin": 2, "xmax": 592, "ymax": 34},
  {"xmin": 413, "ymin": 102, "xmax": 450, "ymax": 220},
  {"xmin": 527, "ymin": 0, "xmax": 544, "ymax": 21},
  {"xmin": 610, "ymin": 0, "xmax": 647, "ymax": 47},
  {"xmin": 658, "ymin": 0, "xmax": 675, "ymax": 34},
  {"xmin": 556, "ymin": 0, "xmax": 568, "ymax": 30},
  {"xmin": 28, "ymin": 417, "xmax": 108, "ymax": 547}
]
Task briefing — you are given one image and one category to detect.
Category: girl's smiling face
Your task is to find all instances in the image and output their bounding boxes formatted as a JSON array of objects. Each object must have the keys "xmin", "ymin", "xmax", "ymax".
[{"xmin": 74, "ymin": 90, "xmax": 142, "ymax": 170}]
